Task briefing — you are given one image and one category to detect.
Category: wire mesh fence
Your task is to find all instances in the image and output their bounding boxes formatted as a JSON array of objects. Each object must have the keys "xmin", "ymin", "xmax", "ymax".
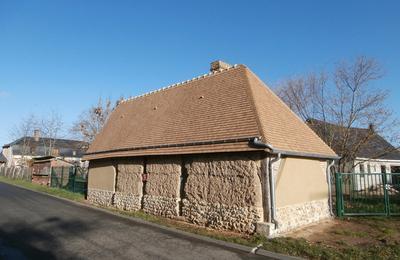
[
  {"xmin": 50, "ymin": 166, "xmax": 87, "ymax": 195},
  {"xmin": 335, "ymin": 172, "xmax": 400, "ymax": 216}
]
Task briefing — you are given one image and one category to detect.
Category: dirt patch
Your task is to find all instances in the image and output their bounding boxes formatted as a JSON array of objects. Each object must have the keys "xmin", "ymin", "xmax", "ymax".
[{"xmin": 288, "ymin": 217, "xmax": 400, "ymax": 250}]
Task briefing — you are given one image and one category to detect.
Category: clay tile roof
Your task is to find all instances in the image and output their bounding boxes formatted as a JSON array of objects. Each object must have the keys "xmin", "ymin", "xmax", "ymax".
[{"xmin": 84, "ymin": 64, "xmax": 336, "ymax": 160}]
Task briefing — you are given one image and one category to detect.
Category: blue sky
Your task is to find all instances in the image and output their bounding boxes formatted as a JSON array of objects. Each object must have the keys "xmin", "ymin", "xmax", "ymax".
[{"xmin": 0, "ymin": 1, "xmax": 399, "ymax": 145}]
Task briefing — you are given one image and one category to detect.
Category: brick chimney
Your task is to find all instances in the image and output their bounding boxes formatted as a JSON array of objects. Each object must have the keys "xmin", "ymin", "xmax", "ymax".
[
  {"xmin": 33, "ymin": 129, "xmax": 40, "ymax": 142},
  {"xmin": 210, "ymin": 60, "xmax": 232, "ymax": 72}
]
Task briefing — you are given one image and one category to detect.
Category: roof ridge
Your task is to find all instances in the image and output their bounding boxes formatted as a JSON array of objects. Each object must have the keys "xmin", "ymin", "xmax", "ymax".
[
  {"xmin": 309, "ymin": 118, "xmax": 375, "ymax": 132},
  {"xmin": 119, "ymin": 64, "xmax": 244, "ymax": 105},
  {"xmin": 241, "ymin": 68, "xmax": 265, "ymax": 143},
  {"xmin": 244, "ymin": 68, "xmax": 337, "ymax": 156}
]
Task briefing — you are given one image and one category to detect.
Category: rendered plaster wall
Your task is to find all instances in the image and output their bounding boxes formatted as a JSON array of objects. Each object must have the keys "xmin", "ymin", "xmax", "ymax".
[
  {"xmin": 114, "ymin": 158, "xmax": 144, "ymax": 211},
  {"xmin": 142, "ymin": 156, "xmax": 181, "ymax": 217},
  {"xmin": 182, "ymin": 152, "xmax": 264, "ymax": 233},
  {"xmin": 87, "ymin": 160, "xmax": 116, "ymax": 206},
  {"xmin": 274, "ymin": 157, "xmax": 330, "ymax": 233},
  {"xmin": 275, "ymin": 157, "xmax": 328, "ymax": 207}
]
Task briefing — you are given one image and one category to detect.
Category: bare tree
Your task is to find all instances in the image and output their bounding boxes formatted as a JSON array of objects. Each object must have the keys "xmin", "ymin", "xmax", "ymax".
[
  {"xmin": 71, "ymin": 98, "xmax": 114, "ymax": 143},
  {"xmin": 9, "ymin": 112, "xmax": 65, "ymax": 163},
  {"xmin": 9, "ymin": 114, "xmax": 38, "ymax": 165},
  {"xmin": 39, "ymin": 111, "xmax": 64, "ymax": 156},
  {"xmin": 276, "ymin": 56, "xmax": 399, "ymax": 171}
]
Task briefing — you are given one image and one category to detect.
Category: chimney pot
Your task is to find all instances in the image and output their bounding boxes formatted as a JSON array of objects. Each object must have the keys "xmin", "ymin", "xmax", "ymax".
[
  {"xmin": 368, "ymin": 123, "xmax": 375, "ymax": 132},
  {"xmin": 33, "ymin": 129, "xmax": 40, "ymax": 142},
  {"xmin": 210, "ymin": 60, "xmax": 232, "ymax": 72}
]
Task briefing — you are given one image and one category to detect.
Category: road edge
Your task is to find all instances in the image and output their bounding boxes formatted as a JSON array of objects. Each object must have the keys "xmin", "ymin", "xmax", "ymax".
[{"xmin": 0, "ymin": 181, "xmax": 302, "ymax": 260}]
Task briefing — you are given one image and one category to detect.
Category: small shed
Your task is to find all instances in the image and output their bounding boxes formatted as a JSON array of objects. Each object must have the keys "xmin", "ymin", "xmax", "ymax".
[
  {"xmin": 31, "ymin": 156, "xmax": 74, "ymax": 186},
  {"xmin": 84, "ymin": 61, "xmax": 338, "ymax": 236}
]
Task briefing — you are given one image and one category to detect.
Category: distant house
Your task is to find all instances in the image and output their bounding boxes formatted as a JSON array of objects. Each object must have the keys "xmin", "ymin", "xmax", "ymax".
[
  {"xmin": 2, "ymin": 130, "xmax": 88, "ymax": 167},
  {"xmin": 0, "ymin": 152, "xmax": 6, "ymax": 166},
  {"xmin": 307, "ymin": 118, "xmax": 400, "ymax": 174}
]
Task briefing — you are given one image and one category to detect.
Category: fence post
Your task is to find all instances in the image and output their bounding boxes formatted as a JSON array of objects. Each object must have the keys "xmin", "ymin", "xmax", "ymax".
[
  {"xmin": 49, "ymin": 167, "xmax": 53, "ymax": 187},
  {"xmin": 335, "ymin": 172, "xmax": 343, "ymax": 217},
  {"xmin": 70, "ymin": 166, "xmax": 75, "ymax": 193},
  {"xmin": 383, "ymin": 173, "xmax": 390, "ymax": 216},
  {"xmin": 61, "ymin": 167, "xmax": 64, "ymax": 188}
]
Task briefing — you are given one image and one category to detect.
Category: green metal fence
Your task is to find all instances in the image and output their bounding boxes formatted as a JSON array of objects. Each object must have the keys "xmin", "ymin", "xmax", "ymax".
[
  {"xmin": 50, "ymin": 166, "xmax": 87, "ymax": 195},
  {"xmin": 336, "ymin": 172, "xmax": 400, "ymax": 216}
]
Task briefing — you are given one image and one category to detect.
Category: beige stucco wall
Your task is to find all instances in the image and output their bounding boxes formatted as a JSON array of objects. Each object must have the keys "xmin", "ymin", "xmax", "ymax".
[
  {"xmin": 271, "ymin": 157, "xmax": 330, "ymax": 234},
  {"xmin": 275, "ymin": 157, "xmax": 328, "ymax": 207},
  {"xmin": 88, "ymin": 160, "xmax": 116, "ymax": 191}
]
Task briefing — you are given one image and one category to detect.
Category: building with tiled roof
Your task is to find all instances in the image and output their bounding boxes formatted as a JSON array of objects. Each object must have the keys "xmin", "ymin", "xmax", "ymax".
[
  {"xmin": 85, "ymin": 61, "xmax": 338, "ymax": 236},
  {"xmin": 307, "ymin": 118, "xmax": 400, "ymax": 174},
  {"xmin": 2, "ymin": 131, "xmax": 88, "ymax": 167}
]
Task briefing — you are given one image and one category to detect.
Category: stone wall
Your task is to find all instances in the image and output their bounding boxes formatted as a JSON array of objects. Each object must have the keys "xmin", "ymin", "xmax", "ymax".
[
  {"xmin": 275, "ymin": 198, "xmax": 331, "ymax": 234},
  {"xmin": 87, "ymin": 188, "xmax": 114, "ymax": 207},
  {"xmin": 142, "ymin": 156, "xmax": 181, "ymax": 217},
  {"xmin": 87, "ymin": 152, "xmax": 265, "ymax": 234},
  {"xmin": 114, "ymin": 158, "xmax": 144, "ymax": 211},
  {"xmin": 183, "ymin": 153, "xmax": 264, "ymax": 233},
  {"xmin": 87, "ymin": 153, "xmax": 332, "ymax": 235}
]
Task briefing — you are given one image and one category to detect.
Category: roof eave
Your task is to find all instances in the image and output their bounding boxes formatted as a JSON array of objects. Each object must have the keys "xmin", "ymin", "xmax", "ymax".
[{"xmin": 275, "ymin": 149, "xmax": 340, "ymax": 160}]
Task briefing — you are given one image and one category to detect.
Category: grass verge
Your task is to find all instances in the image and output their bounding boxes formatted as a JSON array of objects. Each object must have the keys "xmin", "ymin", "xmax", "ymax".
[
  {"xmin": 0, "ymin": 176, "xmax": 85, "ymax": 202},
  {"xmin": 1, "ymin": 177, "xmax": 399, "ymax": 259}
]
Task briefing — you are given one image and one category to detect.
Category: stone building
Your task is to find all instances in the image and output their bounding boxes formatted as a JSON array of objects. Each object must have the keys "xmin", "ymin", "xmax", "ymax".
[{"xmin": 84, "ymin": 61, "xmax": 338, "ymax": 236}]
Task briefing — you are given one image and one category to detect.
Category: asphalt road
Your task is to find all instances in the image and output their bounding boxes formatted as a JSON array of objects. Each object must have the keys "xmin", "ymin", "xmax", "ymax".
[{"xmin": 0, "ymin": 182, "xmax": 270, "ymax": 260}]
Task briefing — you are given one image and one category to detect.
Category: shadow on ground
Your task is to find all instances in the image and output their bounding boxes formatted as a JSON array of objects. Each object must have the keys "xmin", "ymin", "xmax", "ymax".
[{"xmin": 0, "ymin": 216, "xmax": 94, "ymax": 260}]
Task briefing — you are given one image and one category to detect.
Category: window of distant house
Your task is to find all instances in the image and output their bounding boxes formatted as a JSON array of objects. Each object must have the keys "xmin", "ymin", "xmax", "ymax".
[
  {"xmin": 367, "ymin": 164, "xmax": 371, "ymax": 173},
  {"xmin": 72, "ymin": 151, "xmax": 76, "ymax": 156},
  {"xmin": 381, "ymin": 165, "xmax": 386, "ymax": 173},
  {"xmin": 359, "ymin": 164, "xmax": 365, "ymax": 173}
]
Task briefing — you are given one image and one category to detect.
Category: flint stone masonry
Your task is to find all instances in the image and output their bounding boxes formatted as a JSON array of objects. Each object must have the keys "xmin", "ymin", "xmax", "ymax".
[
  {"xmin": 142, "ymin": 195, "xmax": 180, "ymax": 217},
  {"xmin": 142, "ymin": 157, "xmax": 181, "ymax": 216},
  {"xmin": 114, "ymin": 192, "xmax": 142, "ymax": 211},
  {"xmin": 87, "ymin": 188, "xmax": 114, "ymax": 207},
  {"xmin": 275, "ymin": 198, "xmax": 330, "ymax": 234},
  {"xmin": 183, "ymin": 153, "xmax": 263, "ymax": 233},
  {"xmin": 182, "ymin": 199, "xmax": 263, "ymax": 233}
]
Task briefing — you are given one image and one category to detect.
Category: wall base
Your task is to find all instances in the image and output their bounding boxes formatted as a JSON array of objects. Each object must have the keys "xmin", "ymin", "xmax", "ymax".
[
  {"xmin": 87, "ymin": 188, "xmax": 114, "ymax": 207},
  {"xmin": 142, "ymin": 195, "xmax": 179, "ymax": 218},
  {"xmin": 182, "ymin": 199, "xmax": 263, "ymax": 233},
  {"xmin": 114, "ymin": 192, "xmax": 142, "ymax": 211},
  {"xmin": 256, "ymin": 222, "xmax": 277, "ymax": 237}
]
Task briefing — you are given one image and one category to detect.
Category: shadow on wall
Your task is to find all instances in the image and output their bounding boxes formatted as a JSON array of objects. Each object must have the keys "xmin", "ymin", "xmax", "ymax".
[{"xmin": 0, "ymin": 217, "xmax": 94, "ymax": 259}]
